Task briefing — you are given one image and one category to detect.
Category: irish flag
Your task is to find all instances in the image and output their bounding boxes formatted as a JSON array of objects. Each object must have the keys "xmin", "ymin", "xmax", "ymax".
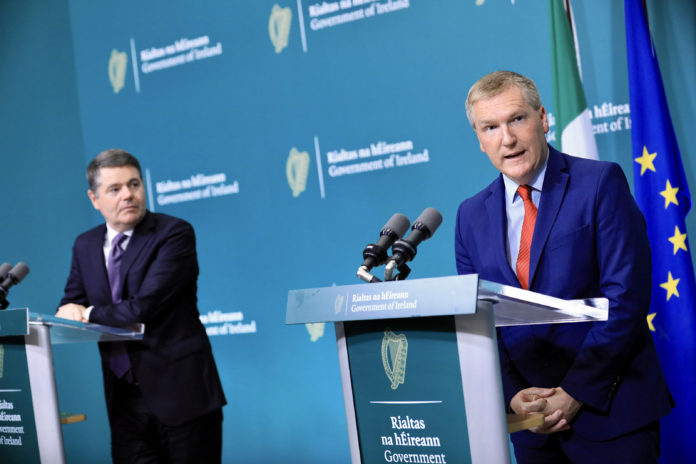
[{"xmin": 549, "ymin": 0, "xmax": 599, "ymax": 160}]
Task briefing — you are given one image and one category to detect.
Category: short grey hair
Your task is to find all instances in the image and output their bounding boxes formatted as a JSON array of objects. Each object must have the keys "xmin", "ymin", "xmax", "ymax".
[
  {"xmin": 87, "ymin": 149, "xmax": 142, "ymax": 194},
  {"xmin": 465, "ymin": 71, "xmax": 542, "ymax": 128}
]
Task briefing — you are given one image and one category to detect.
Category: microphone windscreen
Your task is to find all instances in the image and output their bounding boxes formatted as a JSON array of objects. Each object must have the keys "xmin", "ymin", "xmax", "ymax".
[
  {"xmin": 383, "ymin": 213, "xmax": 410, "ymax": 238},
  {"xmin": 9, "ymin": 262, "xmax": 29, "ymax": 283},
  {"xmin": 414, "ymin": 208, "xmax": 443, "ymax": 235},
  {"xmin": 0, "ymin": 263, "xmax": 12, "ymax": 279}
]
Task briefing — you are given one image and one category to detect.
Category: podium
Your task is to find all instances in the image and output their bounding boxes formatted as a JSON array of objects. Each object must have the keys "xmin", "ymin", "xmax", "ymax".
[
  {"xmin": 0, "ymin": 309, "xmax": 143, "ymax": 464},
  {"xmin": 286, "ymin": 275, "xmax": 607, "ymax": 464}
]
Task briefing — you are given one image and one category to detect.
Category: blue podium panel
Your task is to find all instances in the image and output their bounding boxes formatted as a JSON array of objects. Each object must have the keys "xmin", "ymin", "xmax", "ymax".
[{"xmin": 344, "ymin": 316, "xmax": 472, "ymax": 464}]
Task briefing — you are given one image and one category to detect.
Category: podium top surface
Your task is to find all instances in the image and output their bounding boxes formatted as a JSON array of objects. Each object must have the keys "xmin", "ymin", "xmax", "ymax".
[
  {"xmin": 478, "ymin": 279, "xmax": 607, "ymax": 326},
  {"xmin": 0, "ymin": 308, "xmax": 144, "ymax": 344},
  {"xmin": 285, "ymin": 275, "xmax": 608, "ymax": 326},
  {"xmin": 30, "ymin": 312, "xmax": 145, "ymax": 344}
]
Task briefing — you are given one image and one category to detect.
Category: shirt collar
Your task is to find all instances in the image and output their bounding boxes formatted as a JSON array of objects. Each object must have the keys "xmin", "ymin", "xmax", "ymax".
[
  {"xmin": 105, "ymin": 224, "xmax": 134, "ymax": 247},
  {"xmin": 502, "ymin": 155, "xmax": 549, "ymax": 206}
]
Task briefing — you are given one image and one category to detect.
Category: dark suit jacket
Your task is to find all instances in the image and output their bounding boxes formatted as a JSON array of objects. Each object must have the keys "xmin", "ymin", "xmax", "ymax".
[
  {"xmin": 60, "ymin": 211, "xmax": 226, "ymax": 426},
  {"xmin": 455, "ymin": 146, "xmax": 672, "ymax": 446}
]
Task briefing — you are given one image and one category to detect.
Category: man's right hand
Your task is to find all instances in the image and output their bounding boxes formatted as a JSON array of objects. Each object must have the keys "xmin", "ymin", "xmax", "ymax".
[{"xmin": 56, "ymin": 303, "xmax": 87, "ymax": 322}]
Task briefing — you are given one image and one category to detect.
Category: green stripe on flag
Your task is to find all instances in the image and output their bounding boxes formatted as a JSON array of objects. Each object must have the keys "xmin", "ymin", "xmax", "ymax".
[{"xmin": 549, "ymin": 0, "xmax": 598, "ymax": 159}]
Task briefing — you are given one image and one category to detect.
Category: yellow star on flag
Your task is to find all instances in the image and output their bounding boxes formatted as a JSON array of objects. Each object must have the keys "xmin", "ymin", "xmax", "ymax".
[
  {"xmin": 647, "ymin": 313, "xmax": 657, "ymax": 332},
  {"xmin": 668, "ymin": 225, "xmax": 688, "ymax": 255},
  {"xmin": 635, "ymin": 146, "xmax": 657, "ymax": 175},
  {"xmin": 660, "ymin": 271, "xmax": 680, "ymax": 301},
  {"xmin": 660, "ymin": 180, "xmax": 679, "ymax": 209}
]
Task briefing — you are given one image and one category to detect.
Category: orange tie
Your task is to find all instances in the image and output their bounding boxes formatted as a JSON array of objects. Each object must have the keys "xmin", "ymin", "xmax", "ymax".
[{"xmin": 516, "ymin": 185, "xmax": 537, "ymax": 290}]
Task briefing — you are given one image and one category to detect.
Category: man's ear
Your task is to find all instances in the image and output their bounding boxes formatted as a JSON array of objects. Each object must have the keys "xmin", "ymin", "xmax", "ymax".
[
  {"xmin": 87, "ymin": 189, "xmax": 99, "ymax": 210},
  {"xmin": 539, "ymin": 105, "xmax": 550, "ymax": 133}
]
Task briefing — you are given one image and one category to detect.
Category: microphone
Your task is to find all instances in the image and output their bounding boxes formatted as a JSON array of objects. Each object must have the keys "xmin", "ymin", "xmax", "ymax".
[
  {"xmin": 0, "ymin": 262, "xmax": 30, "ymax": 309},
  {"xmin": 384, "ymin": 208, "xmax": 443, "ymax": 281},
  {"xmin": 357, "ymin": 213, "xmax": 410, "ymax": 283},
  {"xmin": 0, "ymin": 263, "xmax": 12, "ymax": 281}
]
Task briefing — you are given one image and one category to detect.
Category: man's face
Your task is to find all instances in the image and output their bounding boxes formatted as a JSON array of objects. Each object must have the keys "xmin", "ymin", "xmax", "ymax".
[
  {"xmin": 471, "ymin": 85, "xmax": 549, "ymax": 185},
  {"xmin": 88, "ymin": 166, "xmax": 146, "ymax": 232}
]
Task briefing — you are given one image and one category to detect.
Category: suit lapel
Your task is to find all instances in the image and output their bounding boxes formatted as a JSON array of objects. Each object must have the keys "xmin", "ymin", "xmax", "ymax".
[
  {"xmin": 120, "ymin": 212, "xmax": 156, "ymax": 285},
  {"xmin": 529, "ymin": 147, "xmax": 569, "ymax": 289},
  {"xmin": 89, "ymin": 224, "xmax": 112, "ymax": 303},
  {"xmin": 485, "ymin": 176, "xmax": 518, "ymax": 286}
]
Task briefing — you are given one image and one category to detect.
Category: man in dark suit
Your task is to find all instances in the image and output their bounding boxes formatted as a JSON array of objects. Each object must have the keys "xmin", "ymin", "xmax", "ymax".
[
  {"xmin": 455, "ymin": 71, "xmax": 672, "ymax": 463},
  {"xmin": 57, "ymin": 149, "xmax": 226, "ymax": 463}
]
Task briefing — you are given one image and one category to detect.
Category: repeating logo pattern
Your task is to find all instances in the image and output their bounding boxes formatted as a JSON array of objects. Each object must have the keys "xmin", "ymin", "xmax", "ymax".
[
  {"xmin": 286, "ymin": 147, "xmax": 310, "ymax": 197},
  {"xmin": 108, "ymin": 49, "xmax": 128, "ymax": 93},
  {"xmin": 305, "ymin": 322, "xmax": 326, "ymax": 342},
  {"xmin": 269, "ymin": 5, "xmax": 292, "ymax": 54}
]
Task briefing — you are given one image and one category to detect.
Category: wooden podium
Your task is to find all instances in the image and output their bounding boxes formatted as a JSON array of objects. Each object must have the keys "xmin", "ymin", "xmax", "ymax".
[
  {"xmin": 0, "ymin": 309, "xmax": 143, "ymax": 464},
  {"xmin": 286, "ymin": 274, "xmax": 606, "ymax": 464}
]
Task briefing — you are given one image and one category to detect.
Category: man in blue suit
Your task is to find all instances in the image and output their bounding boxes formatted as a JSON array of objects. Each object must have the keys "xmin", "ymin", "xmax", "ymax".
[
  {"xmin": 57, "ymin": 149, "xmax": 226, "ymax": 463},
  {"xmin": 455, "ymin": 71, "xmax": 672, "ymax": 463}
]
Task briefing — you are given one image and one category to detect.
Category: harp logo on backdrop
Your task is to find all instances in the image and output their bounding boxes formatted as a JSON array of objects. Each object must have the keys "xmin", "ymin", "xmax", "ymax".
[
  {"xmin": 286, "ymin": 147, "xmax": 310, "ymax": 197},
  {"xmin": 382, "ymin": 328, "xmax": 407, "ymax": 390},
  {"xmin": 108, "ymin": 49, "xmax": 128, "ymax": 94},
  {"xmin": 269, "ymin": 4, "xmax": 293, "ymax": 54},
  {"xmin": 306, "ymin": 323, "xmax": 326, "ymax": 342}
]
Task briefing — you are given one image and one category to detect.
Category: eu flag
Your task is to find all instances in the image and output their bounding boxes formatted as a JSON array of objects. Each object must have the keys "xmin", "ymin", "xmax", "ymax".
[{"xmin": 625, "ymin": 0, "xmax": 696, "ymax": 461}]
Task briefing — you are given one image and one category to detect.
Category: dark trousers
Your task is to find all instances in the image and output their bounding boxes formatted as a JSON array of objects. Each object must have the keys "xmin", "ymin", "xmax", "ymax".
[
  {"xmin": 110, "ymin": 378, "xmax": 223, "ymax": 464},
  {"xmin": 513, "ymin": 420, "xmax": 660, "ymax": 464}
]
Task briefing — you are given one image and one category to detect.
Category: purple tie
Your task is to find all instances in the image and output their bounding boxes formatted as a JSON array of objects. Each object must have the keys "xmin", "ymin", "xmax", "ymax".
[{"xmin": 107, "ymin": 233, "xmax": 132, "ymax": 381}]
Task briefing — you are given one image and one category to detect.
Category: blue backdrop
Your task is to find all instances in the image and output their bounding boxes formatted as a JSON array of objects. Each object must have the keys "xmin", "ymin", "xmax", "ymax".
[{"xmin": 2, "ymin": 1, "xmax": 695, "ymax": 462}]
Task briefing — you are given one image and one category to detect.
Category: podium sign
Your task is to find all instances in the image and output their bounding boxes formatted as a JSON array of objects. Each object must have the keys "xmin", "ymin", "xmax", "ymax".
[
  {"xmin": 0, "ymin": 309, "xmax": 41, "ymax": 464},
  {"xmin": 286, "ymin": 274, "xmax": 479, "ymax": 324},
  {"xmin": 344, "ymin": 316, "xmax": 472, "ymax": 463}
]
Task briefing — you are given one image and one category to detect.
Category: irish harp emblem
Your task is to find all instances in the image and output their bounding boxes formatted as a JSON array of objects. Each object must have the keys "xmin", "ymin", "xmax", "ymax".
[
  {"xmin": 286, "ymin": 147, "xmax": 310, "ymax": 197},
  {"xmin": 108, "ymin": 49, "xmax": 128, "ymax": 94},
  {"xmin": 269, "ymin": 4, "xmax": 292, "ymax": 54},
  {"xmin": 305, "ymin": 323, "xmax": 325, "ymax": 342},
  {"xmin": 382, "ymin": 328, "xmax": 407, "ymax": 390}
]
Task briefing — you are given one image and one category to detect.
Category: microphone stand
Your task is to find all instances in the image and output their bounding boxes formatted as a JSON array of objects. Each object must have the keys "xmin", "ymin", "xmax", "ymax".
[
  {"xmin": 356, "ymin": 265, "xmax": 381, "ymax": 283},
  {"xmin": 357, "ymin": 261, "xmax": 410, "ymax": 283}
]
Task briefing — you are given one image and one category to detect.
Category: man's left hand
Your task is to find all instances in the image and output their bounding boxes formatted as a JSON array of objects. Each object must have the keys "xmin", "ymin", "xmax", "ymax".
[
  {"xmin": 543, "ymin": 386, "xmax": 582, "ymax": 424},
  {"xmin": 527, "ymin": 386, "xmax": 583, "ymax": 434}
]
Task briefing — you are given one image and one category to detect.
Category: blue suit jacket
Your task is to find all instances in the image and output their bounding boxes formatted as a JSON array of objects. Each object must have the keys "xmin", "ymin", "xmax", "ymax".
[
  {"xmin": 455, "ymin": 146, "xmax": 672, "ymax": 446},
  {"xmin": 60, "ymin": 211, "xmax": 226, "ymax": 426}
]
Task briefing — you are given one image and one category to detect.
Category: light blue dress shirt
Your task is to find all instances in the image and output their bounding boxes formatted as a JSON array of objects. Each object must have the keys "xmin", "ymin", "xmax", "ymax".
[{"xmin": 502, "ymin": 157, "xmax": 549, "ymax": 275}]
